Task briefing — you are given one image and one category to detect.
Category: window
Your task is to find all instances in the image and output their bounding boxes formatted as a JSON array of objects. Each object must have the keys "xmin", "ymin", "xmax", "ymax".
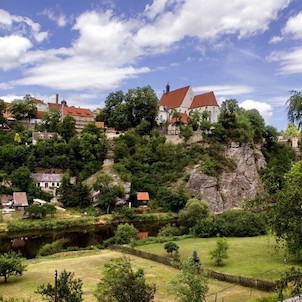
[{"xmin": 45, "ymin": 183, "xmax": 48, "ymax": 188}]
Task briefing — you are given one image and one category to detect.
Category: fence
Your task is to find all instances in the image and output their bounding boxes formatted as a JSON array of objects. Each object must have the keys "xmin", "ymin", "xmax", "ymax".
[{"xmin": 109, "ymin": 245, "xmax": 276, "ymax": 292}]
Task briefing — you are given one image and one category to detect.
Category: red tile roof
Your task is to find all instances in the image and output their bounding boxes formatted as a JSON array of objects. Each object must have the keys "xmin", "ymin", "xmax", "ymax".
[
  {"xmin": 33, "ymin": 99, "xmax": 44, "ymax": 104},
  {"xmin": 190, "ymin": 92, "xmax": 218, "ymax": 109},
  {"xmin": 137, "ymin": 192, "xmax": 150, "ymax": 201},
  {"xmin": 170, "ymin": 112, "xmax": 189, "ymax": 125},
  {"xmin": 159, "ymin": 86, "xmax": 190, "ymax": 109},
  {"xmin": 13, "ymin": 192, "xmax": 28, "ymax": 207},
  {"xmin": 63, "ymin": 106, "xmax": 94, "ymax": 118},
  {"xmin": 95, "ymin": 121, "xmax": 105, "ymax": 128}
]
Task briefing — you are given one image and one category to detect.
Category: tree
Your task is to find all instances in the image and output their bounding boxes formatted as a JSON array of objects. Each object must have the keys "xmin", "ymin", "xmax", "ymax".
[
  {"xmin": 179, "ymin": 125, "xmax": 193, "ymax": 143},
  {"xmin": 178, "ymin": 199, "xmax": 211, "ymax": 233},
  {"xmin": 41, "ymin": 108, "xmax": 61, "ymax": 132},
  {"xmin": 210, "ymin": 237, "xmax": 229, "ymax": 266},
  {"xmin": 285, "ymin": 122, "xmax": 299, "ymax": 137},
  {"xmin": 0, "ymin": 252, "xmax": 27, "ymax": 283},
  {"xmin": 96, "ymin": 257, "xmax": 156, "ymax": 302},
  {"xmin": 170, "ymin": 259, "xmax": 208, "ymax": 302},
  {"xmin": 286, "ymin": 91, "xmax": 302, "ymax": 130},
  {"xmin": 114, "ymin": 223, "xmax": 138, "ymax": 244},
  {"xmin": 9, "ymin": 95, "xmax": 37, "ymax": 121},
  {"xmin": 272, "ymin": 161, "xmax": 302, "ymax": 258},
  {"xmin": 60, "ymin": 115, "xmax": 76, "ymax": 142},
  {"xmin": 9, "ymin": 166, "xmax": 32, "ymax": 191},
  {"xmin": 164, "ymin": 242, "xmax": 179, "ymax": 256},
  {"xmin": 36, "ymin": 270, "xmax": 83, "ymax": 302},
  {"xmin": 26, "ymin": 203, "xmax": 56, "ymax": 219},
  {"xmin": 191, "ymin": 250, "xmax": 201, "ymax": 269}
]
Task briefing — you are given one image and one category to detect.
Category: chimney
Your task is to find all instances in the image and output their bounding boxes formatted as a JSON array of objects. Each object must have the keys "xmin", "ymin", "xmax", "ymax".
[{"xmin": 55, "ymin": 94, "xmax": 59, "ymax": 104}]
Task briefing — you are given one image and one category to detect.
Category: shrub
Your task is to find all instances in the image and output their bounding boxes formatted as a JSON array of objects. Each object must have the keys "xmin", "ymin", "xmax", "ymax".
[
  {"xmin": 37, "ymin": 238, "xmax": 70, "ymax": 257},
  {"xmin": 191, "ymin": 217, "xmax": 217, "ymax": 238},
  {"xmin": 210, "ymin": 237, "xmax": 229, "ymax": 266},
  {"xmin": 158, "ymin": 224, "xmax": 181, "ymax": 237},
  {"xmin": 114, "ymin": 223, "xmax": 138, "ymax": 244},
  {"xmin": 217, "ymin": 210, "xmax": 267, "ymax": 237}
]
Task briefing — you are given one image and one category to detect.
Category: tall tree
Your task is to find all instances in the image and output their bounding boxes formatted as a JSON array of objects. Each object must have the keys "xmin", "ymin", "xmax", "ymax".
[
  {"xmin": 287, "ymin": 91, "xmax": 302, "ymax": 130},
  {"xmin": 9, "ymin": 95, "xmax": 37, "ymax": 121},
  {"xmin": 60, "ymin": 115, "xmax": 76, "ymax": 142},
  {"xmin": 96, "ymin": 257, "xmax": 156, "ymax": 302}
]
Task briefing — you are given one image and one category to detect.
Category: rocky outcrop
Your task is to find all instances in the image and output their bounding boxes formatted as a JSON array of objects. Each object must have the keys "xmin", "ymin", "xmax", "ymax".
[{"xmin": 187, "ymin": 143, "xmax": 266, "ymax": 212}]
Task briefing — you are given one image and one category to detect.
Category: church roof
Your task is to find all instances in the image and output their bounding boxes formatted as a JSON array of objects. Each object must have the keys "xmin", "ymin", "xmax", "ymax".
[
  {"xmin": 190, "ymin": 92, "xmax": 219, "ymax": 109},
  {"xmin": 159, "ymin": 86, "xmax": 190, "ymax": 109}
]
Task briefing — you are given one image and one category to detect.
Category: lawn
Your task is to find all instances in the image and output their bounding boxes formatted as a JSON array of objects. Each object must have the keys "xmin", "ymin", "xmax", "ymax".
[
  {"xmin": 136, "ymin": 235, "xmax": 301, "ymax": 281},
  {"xmin": 0, "ymin": 249, "xmax": 271, "ymax": 302}
]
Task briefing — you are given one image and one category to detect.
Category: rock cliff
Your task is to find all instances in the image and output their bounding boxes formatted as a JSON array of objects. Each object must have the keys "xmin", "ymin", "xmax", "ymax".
[{"xmin": 186, "ymin": 143, "xmax": 266, "ymax": 212}]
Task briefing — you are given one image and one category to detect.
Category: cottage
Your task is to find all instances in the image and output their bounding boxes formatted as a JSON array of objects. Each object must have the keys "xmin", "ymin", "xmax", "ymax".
[
  {"xmin": 137, "ymin": 192, "xmax": 150, "ymax": 207},
  {"xmin": 12, "ymin": 192, "xmax": 28, "ymax": 213},
  {"xmin": 31, "ymin": 173, "xmax": 63, "ymax": 195}
]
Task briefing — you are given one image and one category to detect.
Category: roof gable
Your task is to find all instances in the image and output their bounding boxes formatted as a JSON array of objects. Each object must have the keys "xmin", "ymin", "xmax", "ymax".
[
  {"xmin": 190, "ymin": 92, "xmax": 219, "ymax": 109},
  {"xmin": 13, "ymin": 192, "xmax": 28, "ymax": 206},
  {"xmin": 159, "ymin": 86, "xmax": 190, "ymax": 109}
]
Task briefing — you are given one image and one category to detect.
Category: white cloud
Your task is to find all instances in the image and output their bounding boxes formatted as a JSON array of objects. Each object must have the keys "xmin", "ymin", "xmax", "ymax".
[
  {"xmin": 135, "ymin": 0, "xmax": 290, "ymax": 49},
  {"xmin": 267, "ymin": 47, "xmax": 302, "ymax": 74},
  {"xmin": 282, "ymin": 12, "xmax": 302, "ymax": 40},
  {"xmin": 14, "ymin": 56, "xmax": 150, "ymax": 90},
  {"xmin": 0, "ymin": 35, "xmax": 32, "ymax": 70},
  {"xmin": 240, "ymin": 99, "xmax": 273, "ymax": 122},
  {"xmin": 269, "ymin": 35, "xmax": 284, "ymax": 43},
  {"xmin": 42, "ymin": 9, "xmax": 68, "ymax": 27},
  {"xmin": 194, "ymin": 85, "xmax": 255, "ymax": 95},
  {"xmin": 0, "ymin": 94, "xmax": 25, "ymax": 102}
]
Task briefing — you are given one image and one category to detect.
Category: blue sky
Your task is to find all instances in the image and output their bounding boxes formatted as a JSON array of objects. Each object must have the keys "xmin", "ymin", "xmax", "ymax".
[{"xmin": 1, "ymin": 0, "xmax": 302, "ymax": 130}]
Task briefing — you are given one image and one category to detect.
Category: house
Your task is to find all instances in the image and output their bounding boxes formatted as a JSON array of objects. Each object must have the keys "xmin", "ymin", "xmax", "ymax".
[
  {"xmin": 31, "ymin": 173, "xmax": 63, "ymax": 196},
  {"xmin": 158, "ymin": 84, "xmax": 220, "ymax": 133},
  {"xmin": 32, "ymin": 132, "xmax": 59, "ymax": 145},
  {"xmin": 137, "ymin": 192, "xmax": 150, "ymax": 207},
  {"xmin": 12, "ymin": 192, "xmax": 28, "ymax": 213},
  {"xmin": 62, "ymin": 106, "xmax": 94, "ymax": 132}
]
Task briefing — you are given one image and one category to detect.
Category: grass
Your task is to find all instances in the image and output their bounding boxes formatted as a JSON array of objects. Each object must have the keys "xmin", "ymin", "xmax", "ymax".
[
  {"xmin": 0, "ymin": 249, "xmax": 271, "ymax": 302},
  {"xmin": 135, "ymin": 235, "xmax": 302, "ymax": 281}
]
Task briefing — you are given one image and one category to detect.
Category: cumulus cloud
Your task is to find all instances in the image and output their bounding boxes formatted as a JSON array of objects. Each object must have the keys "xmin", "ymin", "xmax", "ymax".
[
  {"xmin": 194, "ymin": 85, "xmax": 255, "ymax": 95},
  {"xmin": 282, "ymin": 12, "xmax": 302, "ymax": 40},
  {"xmin": 240, "ymin": 99, "xmax": 273, "ymax": 122},
  {"xmin": 269, "ymin": 35, "xmax": 284, "ymax": 43},
  {"xmin": 0, "ymin": 35, "xmax": 32, "ymax": 70}
]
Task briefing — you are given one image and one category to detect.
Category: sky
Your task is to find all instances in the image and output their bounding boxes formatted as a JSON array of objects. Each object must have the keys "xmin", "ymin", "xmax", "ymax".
[{"xmin": 1, "ymin": 0, "xmax": 302, "ymax": 130}]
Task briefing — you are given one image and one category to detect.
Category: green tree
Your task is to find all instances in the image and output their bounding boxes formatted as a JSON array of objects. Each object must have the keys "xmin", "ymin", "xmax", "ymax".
[
  {"xmin": 36, "ymin": 270, "xmax": 83, "ymax": 302},
  {"xmin": 272, "ymin": 161, "xmax": 302, "ymax": 258},
  {"xmin": 210, "ymin": 237, "xmax": 229, "ymax": 266},
  {"xmin": 9, "ymin": 166, "xmax": 32, "ymax": 191},
  {"xmin": 179, "ymin": 125, "xmax": 194, "ymax": 143},
  {"xmin": 170, "ymin": 259, "xmax": 208, "ymax": 302},
  {"xmin": 114, "ymin": 223, "xmax": 138, "ymax": 244},
  {"xmin": 0, "ymin": 252, "xmax": 27, "ymax": 283},
  {"xmin": 178, "ymin": 199, "xmax": 211, "ymax": 233},
  {"xmin": 26, "ymin": 203, "xmax": 56, "ymax": 219},
  {"xmin": 286, "ymin": 91, "xmax": 302, "ymax": 130},
  {"xmin": 96, "ymin": 257, "xmax": 156, "ymax": 302},
  {"xmin": 41, "ymin": 108, "xmax": 61, "ymax": 132},
  {"xmin": 164, "ymin": 242, "xmax": 179, "ymax": 256},
  {"xmin": 285, "ymin": 122, "xmax": 299, "ymax": 137},
  {"xmin": 9, "ymin": 95, "xmax": 37, "ymax": 121},
  {"xmin": 60, "ymin": 115, "xmax": 76, "ymax": 142}
]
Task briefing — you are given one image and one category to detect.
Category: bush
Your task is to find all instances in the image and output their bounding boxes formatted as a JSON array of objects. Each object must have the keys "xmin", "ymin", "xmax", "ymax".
[
  {"xmin": 158, "ymin": 224, "xmax": 181, "ymax": 237},
  {"xmin": 114, "ymin": 223, "xmax": 138, "ymax": 244},
  {"xmin": 210, "ymin": 237, "xmax": 229, "ymax": 266},
  {"xmin": 37, "ymin": 238, "xmax": 70, "ymax": 257},
  {"xmin": 191, "ymin": 217, "xmax": 217, "ymax": 238},
  {"xmin": 217, "ymin": 210, "xmax": 267, "ymax": 237}
]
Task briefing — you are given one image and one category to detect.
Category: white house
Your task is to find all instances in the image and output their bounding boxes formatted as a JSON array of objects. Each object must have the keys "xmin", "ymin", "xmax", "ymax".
[{"xmin": 31, "ymin": 173, "xmax": 63, "ymax": 195}]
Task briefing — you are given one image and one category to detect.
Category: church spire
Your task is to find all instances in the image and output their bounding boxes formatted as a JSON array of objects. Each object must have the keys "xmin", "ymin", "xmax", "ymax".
[{"xmin": 166, "ymin": 82, "xmax": 170, "ymax": 93}]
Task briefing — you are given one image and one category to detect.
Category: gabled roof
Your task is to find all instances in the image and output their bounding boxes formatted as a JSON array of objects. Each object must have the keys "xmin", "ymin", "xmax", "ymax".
[
  {"xmin": 31, "ymin": 173, "xmax": 63, "ymax": 182},
  {"xmin": 48, "ymin": 103, "xmax": 61, "ymax": 110},
  {"xmin": 170, "ymin": 112, "xmax": 189, "ymax": 125},
  {"xmin": 13, "ymin": 192, "xmax": 28, "ymax": 207},
  {"xmin": 190, "ymin": 91, "xmax": 218, "ymax": 109},
  {"xmin": 137, "ymin": 192, "xmax": 150, "ymax": 201},
  {"xmin": 63, "ymin": 106, "xmax": 94, "ymax": 118},
  {"xmin": 159, "ymin": 86, "xmax": 190, "ymax": 109}
]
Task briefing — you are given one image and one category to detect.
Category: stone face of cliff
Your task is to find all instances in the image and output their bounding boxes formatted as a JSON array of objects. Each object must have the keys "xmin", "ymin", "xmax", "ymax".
[{"xmin": 187, "ymin": 143, "xmax": 266, "ymax": 212}]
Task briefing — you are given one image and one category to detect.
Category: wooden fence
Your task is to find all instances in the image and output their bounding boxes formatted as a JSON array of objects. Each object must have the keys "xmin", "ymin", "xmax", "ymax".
[{"xmin": 109, "ymin": 245, "xmax": 276, "ymax": 292}]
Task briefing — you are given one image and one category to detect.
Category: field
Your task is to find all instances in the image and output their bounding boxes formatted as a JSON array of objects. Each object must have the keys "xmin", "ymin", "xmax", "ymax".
[
  {"xmin": 0, "ymin": 249, "xmax": 272, "ymax": 302},
  {"xmin": 136, "ymin": 235, "xmax": 302, "ymax": 281}
]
